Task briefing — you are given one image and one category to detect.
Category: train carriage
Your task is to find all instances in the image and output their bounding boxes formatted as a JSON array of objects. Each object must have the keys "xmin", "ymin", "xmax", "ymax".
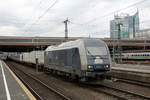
[{"xmin": 122, "ymin": 52, "xmax": 150, "ymax": 60}]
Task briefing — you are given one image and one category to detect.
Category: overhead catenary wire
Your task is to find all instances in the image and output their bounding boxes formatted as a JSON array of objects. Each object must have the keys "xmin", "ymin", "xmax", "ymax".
[
  {"xmin": 23, "ymin": 0, "xmax": 149, "ymax": 37},
  {"xmin": 35, "ymin": 0, "xmax": 58, "ymax": 23},
  {"xmin": 69, "ymin": 0, "xmax": 149, "ymax": 36},
  {"xmin": 84, "ymin": 0, "xmax": 148, "ymax": 25},
  {"xmin": 70, "ymin": 21, "xmax": 97, "ymax": 27},
  {"xmin": 23, "ymin": 0, "xmax": 46, "ymax": 28},
  {"xmin": 24, "ymin": 0, "xmax": 58, "ymax": 33}
]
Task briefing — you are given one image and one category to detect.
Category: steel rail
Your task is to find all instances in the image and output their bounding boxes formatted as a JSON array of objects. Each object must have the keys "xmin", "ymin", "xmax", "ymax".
[
  {"xmin": 82, "ymin": 82, "xmax": 150, "ymax": 100},
  {"xmin": 116, "ymin": 79, "xmax": 150, "ymax": 88},
  {"xmin": 6, "ymin": 62, "xmax": 71, "ymax": 100},
  {"xmin": 6, "ymin": 62, "xmax": 43, "ymax": 100},
  {"xmin": 99, "ymin": 83, "xmax": 150, "ymax": 100}
]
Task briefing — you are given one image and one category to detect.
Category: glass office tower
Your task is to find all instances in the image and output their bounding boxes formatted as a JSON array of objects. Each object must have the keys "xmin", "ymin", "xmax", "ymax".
[{"xmin": 110, "ymin": 12, "xmax": 139, "ymax": 39}]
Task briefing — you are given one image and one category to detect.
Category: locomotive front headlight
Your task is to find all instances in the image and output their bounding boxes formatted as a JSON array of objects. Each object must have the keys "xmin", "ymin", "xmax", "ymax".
[
  {"xmin": 88, "ymin": 65, "xmax": 93, "ymax": 69},
  {"xmin": 105, "ymin": 65, "xmax": 109, "ymax": 68}
]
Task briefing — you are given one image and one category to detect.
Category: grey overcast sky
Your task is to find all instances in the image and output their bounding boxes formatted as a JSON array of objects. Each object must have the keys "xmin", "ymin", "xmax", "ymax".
[{"xmin": 0, "ymin": 0, "xmax": 149, "ymax": 38}]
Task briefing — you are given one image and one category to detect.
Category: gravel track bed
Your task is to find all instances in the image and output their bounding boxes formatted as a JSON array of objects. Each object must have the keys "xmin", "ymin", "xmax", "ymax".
[
  {"xmin": 6, "ymin": 61, "xmax": 117, "ymax": 100},
  {"xmin": 102, "ymin": 80, "xmax": 150, "ymax": 98},
  {"xmin": 7, "ymin": 62, "xmax": 69, "ymax": 100}
]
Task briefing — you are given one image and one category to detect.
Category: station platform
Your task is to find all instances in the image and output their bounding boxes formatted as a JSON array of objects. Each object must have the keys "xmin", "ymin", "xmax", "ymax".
[
  {"xmin": 111, "ymin": 64, "xmax": 150, "ymax": 83},
  {"xmin": 0, "ymin": 60, "xmax": 36, "ymax": 100}
]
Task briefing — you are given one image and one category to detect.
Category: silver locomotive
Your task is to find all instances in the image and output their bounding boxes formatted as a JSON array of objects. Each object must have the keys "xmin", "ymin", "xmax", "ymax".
[{"xmin": 44, "ymin": 39, "xmax": 111, "ymax": 81}]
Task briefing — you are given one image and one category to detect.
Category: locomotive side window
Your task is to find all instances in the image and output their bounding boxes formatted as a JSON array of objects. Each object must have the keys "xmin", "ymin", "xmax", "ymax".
[
  {"xmin": 72, "ymin": 48, "xmax": 81, "ymax": 68},
  {"xmin": 57, "ymin": 50, "xmax": 66, "ymax": 66},
  {"xmin": 48, "ymin": 48, "xmax": 81, "ymax": 69},
  {"xmin": 65, "ymin": 49, "xmax": 72, "ymax": 66}
]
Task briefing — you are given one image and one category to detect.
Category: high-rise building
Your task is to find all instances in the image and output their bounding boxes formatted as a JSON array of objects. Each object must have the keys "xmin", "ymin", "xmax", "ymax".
[{"xmin": 110, "ymin": 11, "xmax": 139, "ymax": 39}]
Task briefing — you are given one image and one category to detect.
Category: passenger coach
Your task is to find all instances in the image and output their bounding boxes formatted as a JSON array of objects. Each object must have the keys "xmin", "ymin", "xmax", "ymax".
[{"xmin": 44, "ymin": 39, "xmax": 111, "ymax": 81}]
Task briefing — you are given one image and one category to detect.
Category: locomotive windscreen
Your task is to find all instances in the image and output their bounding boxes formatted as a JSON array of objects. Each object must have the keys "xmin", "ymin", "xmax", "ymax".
[
  {"xmin": 86, "ymin": 47, "xmax": 107, "ymax": 55},
  {"xmin": 84, "ymin": 39, "xmax": 108, "ymax": 56}
]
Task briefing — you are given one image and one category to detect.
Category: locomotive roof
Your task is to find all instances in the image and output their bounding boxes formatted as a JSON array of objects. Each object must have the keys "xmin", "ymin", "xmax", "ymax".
[{"xmin": 45, "ymin": 39, "xmax": 105, "ymax": 51}]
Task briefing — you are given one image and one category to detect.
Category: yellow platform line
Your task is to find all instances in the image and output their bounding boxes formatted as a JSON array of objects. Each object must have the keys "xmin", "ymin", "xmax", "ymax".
[{"xmin": 3, "ymin": 61, "xmax": 36, "ymax": 100}]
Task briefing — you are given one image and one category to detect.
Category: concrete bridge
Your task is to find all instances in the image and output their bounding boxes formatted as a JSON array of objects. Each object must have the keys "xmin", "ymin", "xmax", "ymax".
[{"xmin": 0, "ymin": 36, "xmax": 149, "ymax": 53}]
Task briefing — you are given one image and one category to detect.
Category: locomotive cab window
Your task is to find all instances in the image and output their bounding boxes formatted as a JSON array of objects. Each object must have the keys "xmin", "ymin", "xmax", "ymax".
[{"xmin": 86, "ymin": 47, "xmax": 108, "ymax": 55}]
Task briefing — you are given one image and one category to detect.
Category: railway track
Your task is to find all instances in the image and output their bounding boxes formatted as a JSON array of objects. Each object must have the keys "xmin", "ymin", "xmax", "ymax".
[
  {"xmin": 116, "ymin": 78, "xmax": 150, "ymax": 88},
  {"xmin": 6, "ymin": 60, "xmax": 150, "ymax": 100},
  {"xmin": 6, "ymin": 62, "xmax": 71, "ymax": 100},
  {"xmin": 99, "ymin": 83, "xmax": 150, "ymax": 100},
  {"xmin": 82, "ymin": 81, "xmax": 150, "ymax": 100}
]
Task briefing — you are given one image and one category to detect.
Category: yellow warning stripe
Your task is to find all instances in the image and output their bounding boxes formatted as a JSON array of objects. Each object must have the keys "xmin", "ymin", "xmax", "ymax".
[{"xmin": 3, "ymin": 61, "xmax": 36, "ymax": 100}]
